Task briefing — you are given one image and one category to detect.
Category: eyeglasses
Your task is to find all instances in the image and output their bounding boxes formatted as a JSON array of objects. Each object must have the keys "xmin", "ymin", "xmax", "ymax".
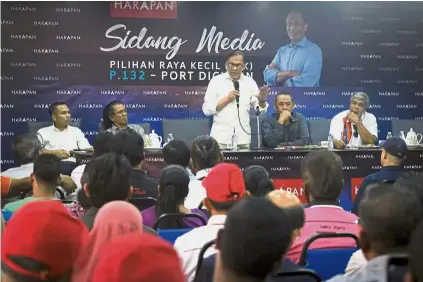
[{"xmin": 228, "ymin": 62, "xmax": 244, "ymax": 70}]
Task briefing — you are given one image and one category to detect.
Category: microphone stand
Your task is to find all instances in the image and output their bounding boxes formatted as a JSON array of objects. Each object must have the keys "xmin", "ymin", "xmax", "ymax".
[{"xmin": 251, "ymin": 106, "xmax": 262, "ymax": 150}]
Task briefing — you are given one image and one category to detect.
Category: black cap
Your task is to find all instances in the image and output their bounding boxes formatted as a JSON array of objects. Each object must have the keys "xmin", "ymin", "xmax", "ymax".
[{"xmin": 382, "ymin": 137, "xmax": 408, "ymax": 159}]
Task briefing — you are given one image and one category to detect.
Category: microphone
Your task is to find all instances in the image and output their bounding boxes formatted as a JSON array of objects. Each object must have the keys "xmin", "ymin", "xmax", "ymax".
[{"xmin": 233, "ymin": 81, "xmax": 240, "ymax": 108}]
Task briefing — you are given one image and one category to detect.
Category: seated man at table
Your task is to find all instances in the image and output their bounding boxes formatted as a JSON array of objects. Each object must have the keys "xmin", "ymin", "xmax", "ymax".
[
  {"xmin": 352, "ymin": 137, "xmax": 407, "ymax": 215},
  {"xmin": 329, "ymin": 92, "xmax": 378, "ymax": 149},
  {"xmin": 102, "ymin": 100, "xmax": 146, "ymax": 140},
  {"xmin": 261, "ymin": 92, "xmax": 310, "ymax": 148},
  {"xmin": 4, "ymin": 155, "xmax": 61, "ymax": 213},
  {"xmin": 37, "ymin": 101, "xmax": 92, "ymax": 175}
]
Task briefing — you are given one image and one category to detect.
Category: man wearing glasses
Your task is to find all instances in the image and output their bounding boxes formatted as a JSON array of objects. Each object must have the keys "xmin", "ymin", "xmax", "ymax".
[
  {"xmin": 202, "ymin": 51, "xmax": 270, "ymax": 149},
  {"xmin": 329, "ymin": 92, "xmax": 378, "ymax": 149}
]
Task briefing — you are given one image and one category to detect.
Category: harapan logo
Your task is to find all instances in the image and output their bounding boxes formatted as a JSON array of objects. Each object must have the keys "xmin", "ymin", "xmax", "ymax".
[
  {"xmin": 142, "ymin": 117, "xmax": 165, "ymax": 122},
  {"xmin": 34, "ymin": 76, "xmax": 59, "ymax": 81},
  {"xmin": 398, "ymin": 30, "xmax": 418, "ymax": 34},
  {"xmin": 322, "ymin": 104, "xmax": 344, "ymax": 109},
  {"xmin": 78, "ymin": 104, "xmax": 103, "ymax": 109},
  {"xmin": 145, "ymin": 157, "xmax": 164, "ymax": 162},
  {"xmin": 11, "ymin": 118, "xmax": 37, "ymax": 122},
  {"xmin": 361, "ymin": 54, "xmax": 382, "ymax": 59},
  {"xmin": 361, "ymin": 79, "xmax": 381, "ymax": 84},
  {"xmin": 397, "ymin": 55, "xmax": 419, "ymax": 59},
  {"xmin": 0, "ymin": 132, "xmax": 14, "ymax": 136},
  {"xmin": 11, "ymin": 62, "xmax": 36, "ymax": 67},
  {"xmin": 372, "ymin": 165, "xmax": 382, "ymax": 170},
  {"xmin": 253, "ymin": 156, "xmax": 273, "ymax": 160},
  {"xmin": 368, "ymin": 104, "xmax": 381, "ymax": 109},
  {"xmin": 126, "ymin": 104, "xmax": 146, "ymax": 109},
  {"xmin": 1, "ymin": 76, "xmax": 14, "ymax": 81},
  {"xmin": 342, "ymin": 91, "xmax": 355, "ymax": 96},
  {"xmin": 10, "ymin": 6, "xmax": 36, "ymax": 12},
  {"xmin": 378, "ymin": 117, "xmax": 399, "ymax": 121},
  {"xmin": 71, "ymin": 117, "xmax": 81, "ymax": 122},
  {"xmin": 270, "ymin": 167, "xmax": 291, "ymax": 172},
  {"xmin": 185, "ymin": 90, "xmax": 206, "ymax": 95},
  {"xmin": 33, "ymin": 48, "xmax": 59, "ymax": 54},
  {"xmin": 361, "ymin": 29, "xmax": 381, "ymax": 34},
  {"xmin": 379, "ymin": 92, "xmax": 399, "ymax": 96},
  {"xmin": 379, "ymin": 67, "xmax": 399, "ymax": 72},
  {"xmin": 224, "ymin": 156, "xmax": 239, "ymax": 161},
  {"xmin": 378, "ymin": 42, "xmax": 400, "ymax": 47},
  {"xmin": 12, "ymin": 89, "xmax": 36, "ymax": 95},
  {"xmin": 0, "ymin": 104, "xmax": 14, "ymax": 109},
  {"xmin": 415, "ymin": 92, "xmax": 423, "ymax": 96},
  {"xmin": 34, "ymin": 21, "xmax": 59, "ymax": 26},
  {"xmin": 1, "ymin": 48, "xmax": 14, "ymax": 53},
  {"xmin": 56, "ymin": 35, "xmax": 81, "ymax": 40},
  {"xmin": 56, "ymin": 7, "xmax": 81, "ymax": 12},
  {"xmin": 342, "ymin": 41, "xmax": 363, "ymax": 46},
  {"xmin": 355, "ymin": 154, "xmax": 374, "ymax": 159},
  {"xmin": 56, "ymin": 62, "xmax": 81, "ymax": 68},
  {"xmin": 341, "ymin": 66, "xmax": 363, "ymax": 71},
  {"xmin": 164, "ymin": 104, "xmax": 188, "ymax": 109},
  {"xmin": 10, "ymin": 34, "xmax": 36, "ymax": 40},
  {"xmin": 343, "ymin": 166, "xmax": 358, "ymax": 170},
  {"xmin": 397, "ymin": 80, "xmax": 418, "ymax": 84},
  {"xmin": 34, "ymin": 104, "xmax": 51, "ymax": 109},
  {"xmin": 380, "ymin": 17, "xmax": 400, "ymax": 21},
  {"xmin": 143, "ymin": 90, "xmax": 167, "ymax": 96},
  {"xmin": 57, "ymin": 90, "xmax": 81, "ymax": 95},
  {"xmin": 304, "ymin": 91, "xmax": 325, "ymax": 96},
  {"xmin": 101, "ymin": 90, "xmax": 125, "ymax": 95},
  {"xmin": 405, "ymin": 165, "xmax": 423, "ymax": 170},
  {"xmin": 1, "ymin": 20, "xmax": 14, "ymax": 25},
  {"xmin": 110, "ymin": 1, "xmax": 177, "ymax": 19},
  {"xmin": 343, "ymin": 16, "xmax": 363, "ymax": 21},
  {"xmin": 287, "ymin": 155, "xmax": 304, "ymax": 160},
  {"xmin": 0, "ymin": 160, "xmax": 15, "ymax": 164},
  {"xmin": 83, "ymin": 131, "xmax": 99, "ymax": 136},
  {"xmin": 397, "ymin": 105, "xmax": 417, "ymax": 109}
]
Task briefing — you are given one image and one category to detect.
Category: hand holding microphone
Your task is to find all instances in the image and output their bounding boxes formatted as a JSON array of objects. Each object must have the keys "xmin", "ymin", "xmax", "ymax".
[{"xmin": 227, "ymin": 90, "xmax": 240, "ymax": 102}]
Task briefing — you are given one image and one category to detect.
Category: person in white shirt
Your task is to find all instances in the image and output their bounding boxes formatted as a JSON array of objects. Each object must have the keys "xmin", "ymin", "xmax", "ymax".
[
  {"xmin": 329, "ymin": 92, "xmax": 378, "ymax": 149},
  {"xmin": 184, "ymin": 135, "xmax": 223, "ymax": 209},
  {"xmin": 174, "ymin": 163, "xmax": 247, "ymax": 282},
  {"xmin": 37, "ymin": 102, "xmax": 91, "ymax": 175},
  {"xmin": 202, "ymin": 51, "xmax": 270, "ymax": 149}
]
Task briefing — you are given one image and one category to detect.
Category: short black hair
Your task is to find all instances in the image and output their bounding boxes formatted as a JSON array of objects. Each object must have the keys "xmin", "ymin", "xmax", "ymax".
[
  {"xmin": 243, "ymin": 165, "xmax": 274, "ymax": 197},
  {"xmin": 33, "ymin": 155, "xmax": 61, "ymax": 192},
  {"xmin": 102, "ymin": 100, "xmax": 124, "ymax": 130},
  {"xmin": 191, "ymin": 135, "xmax": 221, "ymax": 171},
  {"xmin": 162, "ymin": 140, "xmax": 190, "ymax": 167},
  {"xmin": 48, "ymin": 101, "xmax": 67, "ymax": 116},
  {"xmin": 301, "ymin": 151, "xmax": 343, "ymax": 201},
  {"xmin": 394, "ymin": 171, "xmax": 423, "ymax": 207},
  {"xmin": 226, "ymin": 50, "xmax": 245, "ymax": 62},
  {"xmin": 93, "ymin": 132, "xmax": 113, "ymax": 158},
  {"xmin": 109, "ymin": 130, "xmax": 144, "ymax": 167},
  {"xmin": 219, "ymin": 197, "xmax": 293, "ymax": 280},
  {"xmin": 85, "ymin": 152, "xmax": 132, "ymax": 208},
  {"xmin": 12, "ymin": 134, "xmax": 41, "ymax": 165},
  {"xmin": 409, "ymin": 220, "xmax": 423, "ymax": 282},
  {"xmin": 275, "ymin": 92, "xmax": 294, "ymax": 104},
  {"xmin": 78, "ymin": 163, "xmax": 92, "ymax": 210},
  {"xmin": 208, "ymin": 199, "xmax": 237, "ymax": 212},
  {"xmin": 359, "ymin": 184, "xmax": 422, "ymax": 254}
]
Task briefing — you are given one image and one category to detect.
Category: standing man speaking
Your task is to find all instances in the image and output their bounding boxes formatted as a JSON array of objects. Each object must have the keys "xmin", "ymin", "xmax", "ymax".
[{"xmin": 202, "ymin": 51, "xmax": 270, "ymax": 149}]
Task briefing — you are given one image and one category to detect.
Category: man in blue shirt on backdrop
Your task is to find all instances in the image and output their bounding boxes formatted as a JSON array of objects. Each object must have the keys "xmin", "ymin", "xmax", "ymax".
[{"xmin": 263, "ymin": 12, "xmax": 322, "ymax": 87}]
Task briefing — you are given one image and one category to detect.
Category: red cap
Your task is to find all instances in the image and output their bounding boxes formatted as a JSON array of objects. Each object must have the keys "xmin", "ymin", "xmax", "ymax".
[
  {"xmin": 2, "ymin": 200, "xmax": 89, "ymax": 280},
  {"xmin": 91, "ymin": 233, "xmax": 185, "ymax": 282},
  {"xmin": 202, "ymin": 163, "xmax": 246, "ymax": 202}
]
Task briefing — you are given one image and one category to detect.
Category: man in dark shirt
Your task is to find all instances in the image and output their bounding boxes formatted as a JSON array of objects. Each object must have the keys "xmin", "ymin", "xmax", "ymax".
[
  {"xmin": 352, "ymin": 137, "xmax": 407, "ymax": 215},
  {"xmin": 261, "ymin": 92, "xmax": 310, "ymax": 148}
]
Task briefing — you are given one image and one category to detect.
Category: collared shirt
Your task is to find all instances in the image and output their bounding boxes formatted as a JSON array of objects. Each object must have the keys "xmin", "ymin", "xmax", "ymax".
[
  {"xmin": 261, "ymin": 112, "xmax": 310, "ymax": 148},
  {"xmin": 264, "ymin": 37, "xmax": 322, "ymax": 87},
  {"xmin": 202, "ymin": 72, "xmax": 269, "ymax": 145},
  {"xmin": 185, "ymin": 168, "xmax": 210, "ymax": 209},
  {"xmin": 329, "ymin": 110, "xmax": 378, "ymax": 146},
  {"xmin": 287, "ymin": 203, "xmax": 360, "ymax": 263},
  {"xmin": 4, "ymin": 196, "xmax": 58, "ymax": 213},
  {"xmin": 37, "ymin": 125, "xmax": 91, "ymax": 163},
  {"xmin": 174, "ymin": 214, "xmax": 226, "ymax": 282},
  {"xmin": 1, "ymin": 163, "xmax": 34, "ymax": 179},
  {"xmin": 352, "ymin": 166, "xmax": 404, "ymax": 215},
  {"xmin": 105, "ymin": 124, "xmax": 146, "ymax": 141}
]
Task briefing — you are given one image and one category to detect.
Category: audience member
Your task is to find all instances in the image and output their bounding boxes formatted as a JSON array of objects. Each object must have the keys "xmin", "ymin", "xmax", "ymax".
[
  {"xmin": 1, "ymin": 201, "xmax": 88, "ymax": 282},
  {"xmin": 90, "ymin": 233, "xmax": 185, "ymax": 282},
  {"xmin": 72, "ymin": 201, "xmax": 143, "ymax": 282},
  {"xmin": 2, "ymin": 134, "xmax": 41, "ymax": 178},
  {"xmin": 213, "ymin": 197, "xmax": 304, "ymax": 282},
  {"xmin": 406, "ymin": 220, "xmax": 423, "ymax": 282},
  {"xmin": 186, "ymin": 135, "xmax": 223, "ymax": 209},
  {"xmin": 66, "ymin": 164, "xmax": 92, "ymax": 218},
  {"xmin": 287, "ymin": 150, "xmax": 360, "ymax": 263},
  {"xmin": 142, "ymin": 165, "xmax": 208, "ymax": 229},
  {"xmin": 37, "ymin": 101, "xmax": 91, "ymax": 175},
  {"xmin": 174, "ymin": 163, "xmax": 246, "ymax": 282},
  {"xmin": 163, "ymin": 139, "xmax": 196, "ymax": 180},
  {"xmin": 110, "ymin": 130, "xmax": 158, "ymax": 198},
  {"xmin": 70, "ymin": 132, "xmax": 113, "ymax": 189},
  {"xmin": 352, "ymin": 137, "xmax": 407, "ymax": 214},
  {"xmin": 244, "ymin": 165, "xmax": 275, "ymax": 196},
  {"xmin": 4, "ymin": 155, "xmax": 61, "ymax": 213},
  {"xmin": 327, "ymin": 184, "xmax": 422, "ymax": 282},
  {"xmin": 1, "ymin": 176, "xmax": 32, "ymax": 197},
  {"xmin": 80, "ymin": 152, "xmax": 133, "ymax": 230}
]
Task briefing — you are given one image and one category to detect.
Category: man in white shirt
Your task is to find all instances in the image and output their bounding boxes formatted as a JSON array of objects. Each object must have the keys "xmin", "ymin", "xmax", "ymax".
[
  {"xmin": 202, "ymin": 51, "xmax": 270, "ymax": 149},
  {"xmin": 174, "ymin": 163, "xmax": 247, "ymax": 282},
  {"xmin": 37, "ymin": 101, "xmax": 91, "ymax": 175},
  {"xmin": 329, "ymin": 92, "xmax": 378, "ymax": 149}
]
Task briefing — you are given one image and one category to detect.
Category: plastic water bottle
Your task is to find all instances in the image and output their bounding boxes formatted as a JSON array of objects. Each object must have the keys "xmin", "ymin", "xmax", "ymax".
[
  {"xmin": 386, "ymin": 132, "xmax": 392, "ymax": 140},
  {"xmin": 231, "ymin": 131, "xmax": 238, "ymax": 151},
  {"xmin": 328, "ymin": 134, "xmax": 334, "ymax": 149},
  {"xmin": 167, "ymin": 133, "xmax": 174, "ymax": 143}
]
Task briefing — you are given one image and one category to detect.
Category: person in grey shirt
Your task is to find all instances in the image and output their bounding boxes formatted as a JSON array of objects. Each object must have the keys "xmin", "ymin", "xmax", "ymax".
[
  {"xmin": 102, "ymin": 100, "xmax": 146, "ymax": 140},
  {"xmin": 261, "ymin": 92, "xmax": 310, "ymax": 148},
  {"xmin": 327, "ymin": 183, "xmax": 422, "ymax": 282}
]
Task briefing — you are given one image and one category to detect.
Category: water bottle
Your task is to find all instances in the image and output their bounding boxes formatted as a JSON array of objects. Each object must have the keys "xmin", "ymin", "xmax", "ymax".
[
  {"xmin": 386, "ymin": 132, "xmax": 392, "ymax": 140},
  {"xmin": 231, "ymin": 131, "xmax": 238, "ymax": 151},
  {"xmin": 167, "ymin": 133, "xmax": 174, "ymax": 143},
  {"xmin": 328, "ymin": 134, "xmax": 334, "ymax": 149}
]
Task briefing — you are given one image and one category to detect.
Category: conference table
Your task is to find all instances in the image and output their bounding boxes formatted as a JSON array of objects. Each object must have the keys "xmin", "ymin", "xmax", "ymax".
[{"xmin": 73, "ymin": 147, "xmax": 423, "ymax": 211}]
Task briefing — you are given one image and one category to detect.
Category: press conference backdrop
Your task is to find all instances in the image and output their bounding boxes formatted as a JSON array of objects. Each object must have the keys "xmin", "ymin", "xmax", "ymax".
[{"xmin": 1, "ymin": 1, "xmax": 423, "ymax": 170}]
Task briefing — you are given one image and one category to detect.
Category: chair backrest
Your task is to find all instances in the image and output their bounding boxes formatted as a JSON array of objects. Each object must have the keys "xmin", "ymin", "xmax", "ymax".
[
  {"xmin": 162, "ymin": 119, "xmax": 210, "ymax": 146},
  {"xmin": 272, "ymin": 269, "xmax": 322, "ymax": 282},
  {"xmin": 2, "ymin": 210, "xmax": 13, "ymax": 222},
  {"xmin": 308, "ymin": 119, "xmax": 331, "ymax": 145},
  {"xmin": 153, "ymin": 213, "xmax": 208, "ymax": 230},
  {"xmin": 157, "ymin": 228, "xmax": 192, "ymax": 244},
  {"xmin": 129, "ymin": 197, "xmax": 158, "ymax": 212},
  {"xmin": 299, "ymin": 233, "xmax": 360, "ymax": 281},
  {"xmin": 28, "ymin": 121, "xmax": 81, "ymax": 134},
  {"xmin": 194, "ymin": 239, "xmax": 215, "ymax": 282},
  {"xmin": 98, "ymin": 123, "xmax": 151, "ymax": 134},
  {"xmin": 250, "ymin": 115, "xmax": 266, "ymax": 149},
  {"xmin": 387, "ymin": 254, "xmax": 409, "ymax": 282},
  {"xmin": 391, "ymin": 119, "xmax": 423, "ymax": 138}
]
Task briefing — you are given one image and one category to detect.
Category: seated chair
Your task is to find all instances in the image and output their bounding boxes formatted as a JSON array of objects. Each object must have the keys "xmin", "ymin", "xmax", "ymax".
[
  {"xmin": 298, "ymin": 233, "xmax": 360, "ymax": 281},
  {"xmin": 129, "ymin": 197, "xmax": 158, "ymax": 212},
  {"xmin": 271, "ymin": 269, "xmax": 322, "ymax": 282},
  {"xmin": 194, "ymin": 239, "xmax": 216, "ymax": 282}
]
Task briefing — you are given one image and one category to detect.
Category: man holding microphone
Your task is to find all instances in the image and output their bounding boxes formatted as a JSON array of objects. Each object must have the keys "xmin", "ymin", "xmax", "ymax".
[{"xmin": 202, "ymin": 51, "xmax": 270, "ymax": 149}]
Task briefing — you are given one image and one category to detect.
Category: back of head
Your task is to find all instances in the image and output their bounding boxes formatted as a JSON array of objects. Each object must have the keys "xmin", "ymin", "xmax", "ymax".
[
  {"xmin": 191, "ymin": 135, "xmax": 221, "ymax": 171},
  {"xmin": 12, "ymin": 134, "xmax": 41, "ymax": 165},
  {"xmin": 33, "ymin": 155, "xmax": 61, "ymax": 192},
  {"xmin": 218, "ymin": 197, "xmax": 293, "ymax": 280},
  {"xmin": 243, "ymin": 165, "xmax": 274, "ymax": 197},
  {"xmin": 301, "ymin": 150, "xmax": 343, "ymax": 202},
  {"xmin": 110, "ymin": 130, "xmax": 144, "ymax": 167},
  {"xmin": 394, "ymin": 171, "xmax": 423, "ymax": 207},
  {"xmin": 163, "ymin": 140, "xmax": 191, "ymax": 167},
  {"xmin": 93, "ymin": 132, "xmax": 113, "ymax": 158},
  {"xmin": 409, "ymin": 220, "xmax": 423, "ymax": 282},
  {"xmin": 359, "ymin": 184, "xmax": 422, "ymax": 255},
  {"xmin": 156, "ymin": 165, "xmax": 190, "ymax": 229},
  {"xmin": 85, "ymin": 153, "xmax": 132, "ymax": 208}
]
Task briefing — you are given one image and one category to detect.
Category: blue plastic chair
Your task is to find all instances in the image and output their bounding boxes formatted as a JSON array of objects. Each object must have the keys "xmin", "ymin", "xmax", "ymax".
[
  {"xmin": 157, "ymin": 228, "xmax": 192, "ymax": 244},
  {"xmin": 2, "ymin": 210, "xmax": 13, "ymax": 222},
  {"xmin": 298, "ymin": 233, "xmax": 360, "ymax": 281}
]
